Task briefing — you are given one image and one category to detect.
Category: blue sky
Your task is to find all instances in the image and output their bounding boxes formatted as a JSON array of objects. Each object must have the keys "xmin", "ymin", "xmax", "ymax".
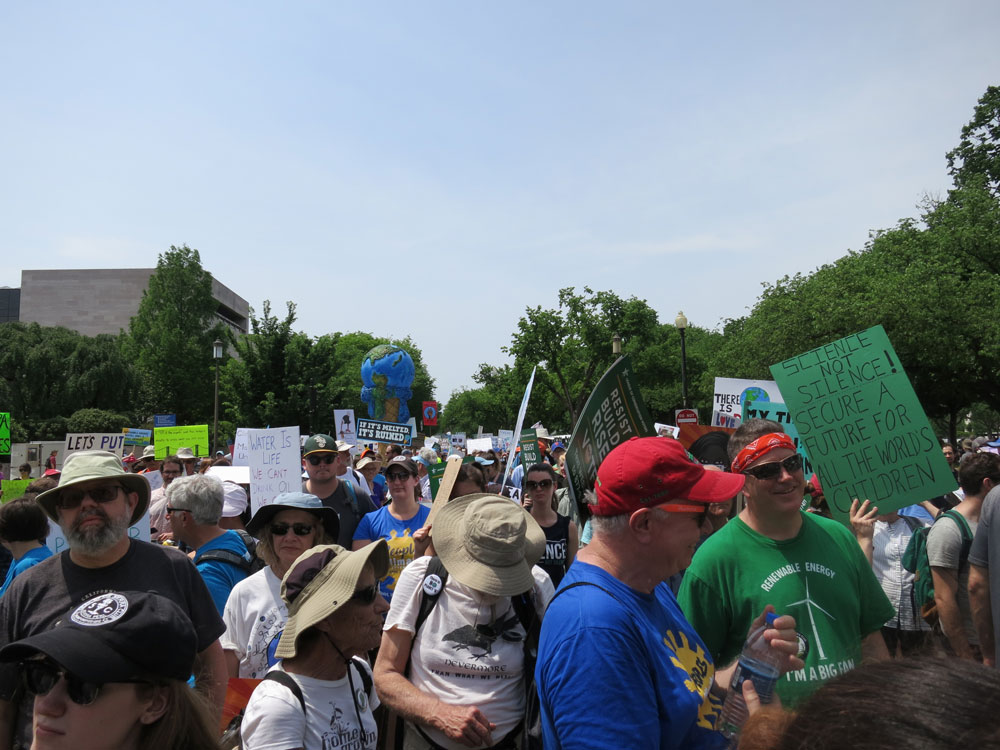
[{"xmin": 3, "ymin": 2, "xmax": 998, "ymax": 404}]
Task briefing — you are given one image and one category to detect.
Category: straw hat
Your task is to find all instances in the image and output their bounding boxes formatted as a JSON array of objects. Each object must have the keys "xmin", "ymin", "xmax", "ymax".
[
  {"xmin": 275, "ymin": 542, "xmax": 389, "ymax": 659},
  {"xmin": 35, "ymin": 451, "xmax": 150, "ymax": 525},
  {"xmin": 432, "ymin": 493, "xmax": 545, "ymax": 597}
]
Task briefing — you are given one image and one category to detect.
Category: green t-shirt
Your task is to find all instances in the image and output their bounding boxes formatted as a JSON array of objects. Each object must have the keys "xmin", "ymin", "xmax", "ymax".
[{"xmin": 677, "ymin": 511, "xmax": 894, "ymax": 707}]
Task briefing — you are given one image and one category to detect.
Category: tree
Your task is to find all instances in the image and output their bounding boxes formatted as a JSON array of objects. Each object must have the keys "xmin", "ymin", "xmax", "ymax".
[
  {"xmin": 947, "ymin": 85, "xmax": 1000, "ymax": 199},
  {"xmin": 125, "ymin": 246, "xmax": 226, "ymax": 424},
  {"xmin": 66, "ymin": 408, "xmax": 131, "ymax": 433}
]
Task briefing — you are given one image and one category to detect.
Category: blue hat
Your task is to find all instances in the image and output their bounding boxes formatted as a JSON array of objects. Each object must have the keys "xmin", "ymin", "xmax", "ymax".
[
  {"xmin": 246, "ymin": 491, "xmax": 340, "ymax": 539},
  {"xmin": 474, "ymin": 456, "xmax": 495, "ymax": 466}
]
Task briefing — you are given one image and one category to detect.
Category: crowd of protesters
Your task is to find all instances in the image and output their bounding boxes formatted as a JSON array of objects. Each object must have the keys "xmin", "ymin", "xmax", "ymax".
[{"xmin": 0, "ymin": 424, "xmax": 998, "ymax": 749}]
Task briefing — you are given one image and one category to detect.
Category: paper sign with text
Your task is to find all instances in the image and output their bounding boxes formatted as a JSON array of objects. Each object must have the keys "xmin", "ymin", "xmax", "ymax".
[
  {"xmin": 357, "ymin": 419, "xmax": 412, "ymax": 446},
  {"xmin": 143, "ymin": 469, "xmax": 163, "ymax": 491},
  {"xmin": 466, "ymin": 437, "xmax": 493, "ymax": 453},
  {"xmin": 153, "ymin": 425, "xmax": 210, "ymax": 459},
  {"xmin": 247, "ymin": 426, "xmax": 301, "ymax": 515},
  {"xmin": 232, "ymin": 428, "xmax": 250, "ymax": 466},
  {"xmin": 770, "ymin": 325, "xmax": 956, "ymax": 523},
  {"xmin": 0, "ymin": 413, "xmax": 9, "ymax": 454},
  {"xmin": 1, "ymin": 479, "xmax": 32, "ymax": 503},
  {"xmin": 497, "ymin": 430, "xmax": 514, "ymax": 453},
  {"xmin": 65, "ymin": 433, "xmax": 127, "ymax": 457},
  {"xmin": 712, "ymin": 378, "xmax": 784, "ymax": 428},
  {"xmin": 122, "ymin": 428, "xmax": 152, "ymax": 446},
  {"xmin": 334, "ymin": 409, "xmax": 358, "ymax": 448},
  {"xmin": 564, "ymin": 356, "xmax": 655, "ymax": 511},
  {"xmin": 519, "ymin": 429, "xmax": 542, "ymax": 468}
]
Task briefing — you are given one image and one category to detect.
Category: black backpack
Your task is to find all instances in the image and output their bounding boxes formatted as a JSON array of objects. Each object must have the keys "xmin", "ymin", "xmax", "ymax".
[
  {"xmin": 399, "ymin": 557, "xmax": 543, "ymax": 750},
  {"xmin": 198, "ymin": 529, "xmax": 265, "ymax": 576}
]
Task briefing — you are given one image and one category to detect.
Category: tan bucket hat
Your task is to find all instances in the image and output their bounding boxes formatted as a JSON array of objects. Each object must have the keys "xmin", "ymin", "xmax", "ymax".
[
  {"xmin": 35, "ymin": 450, "xmax": 151, "ymax": 525},
  {"xmin": 432, "ymin": 493, "xmax": 545, "ymax": 597},
  {"xmin": 275, "ymin": 541, "xmax": 389, "ymax": 660}
]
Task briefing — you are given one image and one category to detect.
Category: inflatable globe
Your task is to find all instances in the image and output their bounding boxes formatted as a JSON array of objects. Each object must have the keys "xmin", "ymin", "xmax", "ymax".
[{"xmin": 361, "ymin": 344, "xmax": 415, "ymax": 423}]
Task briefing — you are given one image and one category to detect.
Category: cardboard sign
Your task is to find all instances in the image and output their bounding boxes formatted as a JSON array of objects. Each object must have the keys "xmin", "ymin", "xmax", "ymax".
[
  {"xmin": 334, "ymin": 409, "xmax": 358, "ymax": 447},
  {"xmin": 519, "ymin": 429, "xmax": 543, "ymax": 468},
  {"xmin": 742, "ymin": 400, "xmax": 814, "ymax": 479},
  {"xmin": 770, "ymin": 325, "xmax": 956, "ymax": 522},
  {"xmin": 246, "ymin": 426, "xmax": 301, "ymax": 516},
  {"xmin": 47, "ymin": 511, "xmax": 151, "ymax": 553},
  {"xmin": 122, "ymin": 428, "xmax": 152, "ymax": 446},
  {"xmin": 0, "ymin": 413, "xmax": 10, "ymax": 454},
  {"xmin": 499, "ymin": 367, "xmax": 537, "ymax": 490},
  {"xmin": 64, "ymin": 433, "xmax": 127, "ymax": 457},
  {"xmin": 232, "ymin": 428, "xmax": 250, "ymax": 466},
  {"xmin": 1, "ymin": 479, "xmax": 32, "ymax": 503},
  {"xmin": 428, "ymin": 456, "xmax": 475, "ymax": 499},
  {"xmin": 712, "ymin": 378, "xmax": 785, "ymax": 429},
  {"xmin": 153, "ymin": 425, "xmax": 210, "ymax": 459},
  {"xmin": 356, "ymin": 418, "xmax": 412, "ymax": 446},
  {"xmin": 466, "ymin": 437, "xmax": 493, "ymax": 453},
  {"xmin": 426, "ymin": 455, "xmax": 467, "ymax": 527},
  {"xmin": 564, "ymin": 355, "xmax": 655, "ymax": 510}
]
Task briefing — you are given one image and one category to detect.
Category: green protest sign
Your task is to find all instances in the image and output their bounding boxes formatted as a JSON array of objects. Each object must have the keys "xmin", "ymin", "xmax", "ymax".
[
  {"xmin": 770, "ymin": 325, "xmax": 956, "ymax": 524},
  {"xmin": 519, "ymin": 429, "xmax": 542, "ymax": 469},
  {"xmin": 428, "ymin": 456, "xmax": 474, "ymax": 498},
  {"xmin": 153, "ymin": 425, "xmax": 210, "ymax": 459},
  {"xmin": 0, "ymin": 412, "xmax": 10, "ymax": 454},
  {"xmin": 564, "ymin": 355, "xmax": 656, "ymax": 511},
  {"xmin": 1, "ymin": 479, "xmax": 32, "ymax": 503}
]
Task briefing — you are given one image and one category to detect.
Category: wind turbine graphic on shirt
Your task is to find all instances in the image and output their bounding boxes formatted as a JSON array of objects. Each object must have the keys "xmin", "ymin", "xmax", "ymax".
[{"xmin": 786, "ymin": 577, "xmax": 834, "ymax": 660}]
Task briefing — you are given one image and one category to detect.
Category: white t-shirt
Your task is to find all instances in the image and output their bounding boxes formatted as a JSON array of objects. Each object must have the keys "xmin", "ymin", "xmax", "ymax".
[
  {"xmin": 221, "ymin": 567, "xmax": 288, "ymax": 678},
  {"xmin": 385, "ymin": 556, "xmax": 554, "ymax": 750},
  {"xmin": 242, "ymin": 661, "xmax": 379, "ymax": 750}
]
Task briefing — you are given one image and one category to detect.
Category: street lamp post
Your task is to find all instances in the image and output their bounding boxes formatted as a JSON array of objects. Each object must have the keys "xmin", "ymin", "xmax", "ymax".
[
  {"xmin": 674, "ymin": 312, "xmax": 688, "ymax": 409},
  {"xmin": 212, "ymin": 339, "xmax": 223, "ymax": 454}
]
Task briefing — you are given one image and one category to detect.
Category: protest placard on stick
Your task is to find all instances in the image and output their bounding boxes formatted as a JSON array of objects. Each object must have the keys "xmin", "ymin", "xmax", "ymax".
[
  {"xmin": 1, "ymin": 479, "xmax": 32, "ymax": 503},
  {"xmin": 65, "ymin": 433, "xmax": 127, "ymax": 457},
  {"xmin": 153, "ymin": 425, "xmax": 210, "ymax": 459},
  {"xmin": 425, "ymin": 454, "xmax": 466, "ymax": 528},
  {"xmin": 564, "ymin": 355, "xmax": 655, "ymax": 512},
  {"xmin": 519, "ymin": 429, "xmax": 542, "ymax": 467},
  {"xmin": 246, "ymin": 426, "xmax": 301, "ymax": 516},
  {"xmin": 770, "ymin": 325, "xmax": 956, "ymax": 523},
  {"xmin": 356, "ymin": 418, "xmax": 412, "ymax": 446}
]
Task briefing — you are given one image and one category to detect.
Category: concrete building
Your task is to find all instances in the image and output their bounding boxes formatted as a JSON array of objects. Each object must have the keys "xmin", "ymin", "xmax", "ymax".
[{"xmin": 11, "ymin": 269, "xmax": 249, "ymax": 337}]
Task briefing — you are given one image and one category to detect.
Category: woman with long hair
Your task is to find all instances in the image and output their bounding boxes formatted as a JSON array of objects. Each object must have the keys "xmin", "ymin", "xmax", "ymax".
[{"xmin": 522, "ymin": 463, "xmax": 578, "ymax": 586}]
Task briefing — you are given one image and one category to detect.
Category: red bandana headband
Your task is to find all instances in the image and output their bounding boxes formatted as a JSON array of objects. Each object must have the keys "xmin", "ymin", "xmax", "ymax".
[{"xmin": 731, "ymin": 433, "xmax": 796, "ymax": 474}]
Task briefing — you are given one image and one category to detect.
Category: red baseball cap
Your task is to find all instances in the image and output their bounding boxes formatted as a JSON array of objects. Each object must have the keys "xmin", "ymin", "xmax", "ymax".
[{"xmin": 592, "ymin": 437, "xmax": 745, "ymax": 516}]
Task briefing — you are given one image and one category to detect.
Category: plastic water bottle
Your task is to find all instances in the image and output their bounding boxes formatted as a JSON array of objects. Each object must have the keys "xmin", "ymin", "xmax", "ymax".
[{"xmin": 717, "ymin": 612, "xmax": 782, "ymax": 747}]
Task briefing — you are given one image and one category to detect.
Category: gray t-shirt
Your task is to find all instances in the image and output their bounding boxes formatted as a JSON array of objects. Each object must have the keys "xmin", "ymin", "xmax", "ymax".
[
  {"xmin": 927, "ymin": 511, "xmax": 978, "ymax": 646},
  {"xmin": 969, "ymin": 486, "xmax": 1000, "ymax": 664}
]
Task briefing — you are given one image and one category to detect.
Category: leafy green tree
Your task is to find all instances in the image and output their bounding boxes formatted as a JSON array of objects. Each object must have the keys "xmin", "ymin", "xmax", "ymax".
[
  {"xmin": 65, "ymin": 408, "xmax": 131, "ymax": 433},
  {"xmin": 125, "ymin": 245, "xmax": 226, "ymax": 425},
  {"xmin": 947, "ymin": 85, "xmax": 1000, "ymax": 198}
]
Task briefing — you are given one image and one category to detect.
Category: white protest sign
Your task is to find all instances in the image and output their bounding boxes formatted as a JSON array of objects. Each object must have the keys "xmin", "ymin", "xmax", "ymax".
[
  {"xmin": 334, "ymin": 409, "xmax": 357, "ymax": 447},
  {"xmin": 466, "ymin": 437, "xmax": 493, "ymax": 453},
  {"xmin": 247, "ymin": 426, "xmax": 301, "ymax": 516},
  {"xmin": 450, "ymin": 433, "xmax": 467, "ymax": 452},
  {"xmin": 500, "ymin": 366, "xmax": 537, "ymax": 490},
  {"xmin": 654, "ymin": 423, "xmax": 681, "ymax": 439},
  {"xmin": 144, "ymin": 469, "xmax": 163, "ymax": 491},
  {"xmin": 498, "ymin": 430, "xmax": 514, "ymax": 452},
  {"xmin": 207, "ymin": 465, "xmax": 251, "ymax": 484},
  {"xmin": 232, "ymin": 428, "xmax": 250, "ymax": 466},
  {"xmin": 64, "ymin": 433, "xmax": 127, "ymax": 457},
  {"xmin": 46, "ymin": 511, "xmax": 151, "ymax": 554},
  {"xmin": 711, "ymin": 377, "xmax": 785, "ymax": 428}
]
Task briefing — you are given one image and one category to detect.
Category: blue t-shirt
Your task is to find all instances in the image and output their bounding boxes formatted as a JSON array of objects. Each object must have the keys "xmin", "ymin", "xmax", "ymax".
[
  {"xmin": 0, "ymin": 547, "xmax": 52, "ymax": 598},
  {"xmin": 353, "ymin": 505, "xmax": 431, "ymax": 603},
  {"xmin": 370, "ymin": 474, "xmax": 387, "ymax": 507},
  {"xmin": 194, "ymin": 530, "xmax": 251, "ymax": 614},
  {"xmin": 536, "ymin": 561, "xmax": 725, "ymax": 750}
]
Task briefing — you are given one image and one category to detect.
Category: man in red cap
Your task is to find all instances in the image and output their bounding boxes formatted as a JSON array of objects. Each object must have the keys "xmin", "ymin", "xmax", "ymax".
[
  {"xmin": 536, "ymin": 437, "xmax": 802, "ymax": 750},
  {"xmin": 678, "ymin": 419, "xmax": 893, "ymax": 709}
]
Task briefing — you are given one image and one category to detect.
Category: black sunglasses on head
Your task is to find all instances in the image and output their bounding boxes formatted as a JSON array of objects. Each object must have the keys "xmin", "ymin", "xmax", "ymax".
[
  {"xmin": 306, "ymin": 454, "xmax": 337, "ymax": 466},
  {"xmin": 742, "ymin": 453, "xmax": 804, "ymax": 481}
]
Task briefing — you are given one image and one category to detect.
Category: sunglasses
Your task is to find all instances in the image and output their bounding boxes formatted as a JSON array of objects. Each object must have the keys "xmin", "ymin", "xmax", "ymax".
[
  {"xmin": 742, "ymin": 454, "xmax": 804, "ymax": 481},
  {"xmin": 385, "ymin": 471, "xmax": 412, "ymax": 481},
  {"xmin": 55, "ymin": 485, "xmax": 123, "ymax": 510},
  {"xmin": 270, "ymin": 522, "xmax": 315, "ymax": 537},
  {"xmin": 350, "ymin": 584, "xmax": 380, "ymax": 605},
  {"xmin": 306, "ymin": 454, "xmax": 337, "ymax": 466},
  {"xmin": 525, "ymin": 479, "xmax": 553, "ymax": 491},
  {"xmin": 22, "ymin": 660, "xmax": 108, "ymax": 706}
]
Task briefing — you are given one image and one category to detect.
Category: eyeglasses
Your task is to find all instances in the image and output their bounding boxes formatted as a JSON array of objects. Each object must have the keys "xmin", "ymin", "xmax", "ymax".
[
  {"xmin": 742, "ymin": 454, "xmax": 804, "ymax": 481},
  {"xmin": 307, "ymin": 454, "xmax": 336, "ymax": 466},
  {"xmin": 269, "ymin": 522, "xmax": 315, "ymax": 537},
  {"xmin": 161, "ymin": 468, "xmax": 182, "ymax": 477},
  {"xmin": 164, "ymin": 506, "xmax": 187, "ymax": 516},
  {"xmin": 22, "ymin": 660, "xmax": 105, "ymax": 706},
  {"xmin": 55, "ymin": 485, "xmax": 123, "ymax": 510},
  {"xmin": 385, "ymin": 471, "xmax": 412, "ymax": 481},
  {"xmin": 525, "ymin": 479, "xmax": 553, "ymax": 491},
  {"xmin": 350, "ymin": 584, "xmax": 380, "ymax": 605}
]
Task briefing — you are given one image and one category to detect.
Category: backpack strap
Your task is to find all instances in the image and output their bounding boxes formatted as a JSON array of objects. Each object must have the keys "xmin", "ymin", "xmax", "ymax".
[
  {"xmin": 198, "ymin": 548, "xmax": 254, "ymax": 575},
  {"xmin": 941, "ymin": 509, "xmax": 974, "ymax": 559},
  {"xmin": 413, "ymin": 557, "xmax": 449, "ymax": 637},
  {"xmin": 342, "ymin": 478, "xmax": 360, "ymax": 517},
  {"xmin": 900, "ymin": 515, "xmax": 923, "ymax": 533},
  {"xmin": 350, "ymin": 655, "xmax": 373, "ymax": 698},
  {"xmin": 262, "ymin": 670, "xmax": 306, "ymax": 714}
]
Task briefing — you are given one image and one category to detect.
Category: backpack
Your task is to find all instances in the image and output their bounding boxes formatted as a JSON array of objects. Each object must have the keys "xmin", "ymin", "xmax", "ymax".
[
  {"xmin": 199, "ymin": 529, "xmax": 265, "ymax": 576},
  {"xmin": 220, "ymin": 657, "xmax": 373, "ymax": 749},
  {"xmin": 397, "ymin": 557, "xmax": 542, "ymax": 750},
  {"xmin": 901, "ymin": 509, "xmax": 973, "ymax": 625}
]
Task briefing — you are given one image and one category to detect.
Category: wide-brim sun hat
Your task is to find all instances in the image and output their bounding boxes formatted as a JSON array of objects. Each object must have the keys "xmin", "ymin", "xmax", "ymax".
[
  {"xmin": 35, "ymin": 451, "xmax": 150, "ymax": 525},
  {"xmin": 275, "ymin": 541, "xmax": 389, "ymax": 659},
  {"xmin": 432, "ymin": 493, "xmax": 545, "ymax": 597},
  {"xmin": 246, "ymin": 491, "xmax": 340, "ymax": 540}
]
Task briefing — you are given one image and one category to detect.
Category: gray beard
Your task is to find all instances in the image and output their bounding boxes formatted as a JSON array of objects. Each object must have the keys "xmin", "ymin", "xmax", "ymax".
[{"xmin": 66, "ymin": 509, "xmax": 131, "ymax": 555}]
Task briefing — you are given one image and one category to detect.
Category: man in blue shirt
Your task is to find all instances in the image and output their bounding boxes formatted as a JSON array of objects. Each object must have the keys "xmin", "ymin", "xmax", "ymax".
[{"xmin": 166, "ymin": 473, "xmax": 252, "ymax": 614}]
